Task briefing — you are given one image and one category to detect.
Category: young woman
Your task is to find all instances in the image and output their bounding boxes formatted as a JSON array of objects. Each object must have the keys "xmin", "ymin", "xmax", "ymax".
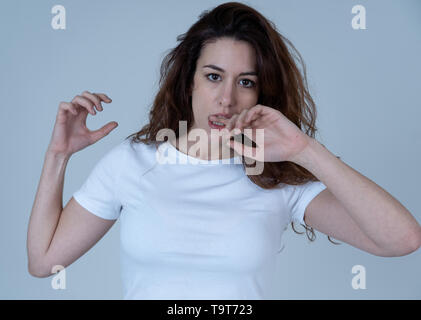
[{"xmin": 27, "ymin": 2, "xmax": 421, "ymax": 299}]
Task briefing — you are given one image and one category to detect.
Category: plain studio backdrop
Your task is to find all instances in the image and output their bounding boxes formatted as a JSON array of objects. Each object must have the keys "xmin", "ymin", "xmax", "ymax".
[{"xmin": 1, "ymin": 0, "xmax": 420, "ymax": 299}]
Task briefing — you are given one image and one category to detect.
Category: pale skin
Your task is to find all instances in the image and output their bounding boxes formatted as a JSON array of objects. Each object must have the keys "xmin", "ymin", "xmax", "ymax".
[
  {"xmin": 27, "ymin": 91, "xmax": 119, "ymax": 277},
  {"xmin": 174, "ymin": 37, "xmax": 260, "ymax": 160},
  {"xmin": 47, "ymin": 92, "xmax": 118, "ymax": 156}
]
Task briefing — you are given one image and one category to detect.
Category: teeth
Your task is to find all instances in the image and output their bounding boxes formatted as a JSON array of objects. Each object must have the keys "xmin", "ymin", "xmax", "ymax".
[{"xmin": 212, "ymin": 121, "xmax": 225, "ymax": 126}]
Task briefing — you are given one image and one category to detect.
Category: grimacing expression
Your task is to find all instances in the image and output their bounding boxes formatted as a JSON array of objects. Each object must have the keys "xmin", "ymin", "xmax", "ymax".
[{"xmin": 189, "ymin": 37, "xmax": 259, "ymax": 135}]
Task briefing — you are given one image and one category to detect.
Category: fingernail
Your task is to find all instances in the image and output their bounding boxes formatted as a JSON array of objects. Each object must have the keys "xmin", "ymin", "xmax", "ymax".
[{"xmin": 232, "ymin": 128, "xmax": 241, "ymax": 135}]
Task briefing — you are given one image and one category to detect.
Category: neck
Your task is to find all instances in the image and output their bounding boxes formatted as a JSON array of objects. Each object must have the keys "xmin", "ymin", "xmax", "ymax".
[{"xmin": 172, "ymin": 133, "xmax": 237, "ymax": 160}]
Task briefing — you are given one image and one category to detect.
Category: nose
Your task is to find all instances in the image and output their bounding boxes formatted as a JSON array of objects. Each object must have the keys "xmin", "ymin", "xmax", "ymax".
[{"xmin": 219, "ymin": 81, "xmax": 236, "ymax": 109}]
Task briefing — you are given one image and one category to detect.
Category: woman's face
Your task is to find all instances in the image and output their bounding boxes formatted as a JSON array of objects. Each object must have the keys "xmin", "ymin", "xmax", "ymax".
[{"xmin": 185, "ymin": 37, "xmax": 259, "ymax": 159}]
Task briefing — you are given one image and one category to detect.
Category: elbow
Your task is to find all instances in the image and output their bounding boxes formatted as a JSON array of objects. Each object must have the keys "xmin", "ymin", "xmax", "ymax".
[
  {"xmin": 402, "ymin": 225, "xmax": 421, "ymax": 256},
  {"xmin": 29, "ymin": 268, "xmax": 50, "ymax": 278},
  {"xmin": 408, "ymin": 228, "xmax": 421, "ymax": 254},
  {"xmin": 28, "ymin": 262, "xmax": 50, "ymax": 278},
  {"xmin": 28, "ymin": 259, "xmax": 66, "ymax": 278},
  {"xmin": 28, "ymin": 268, "xmax": 45, "ymax": 278},
  {"xmin": 377, "ymin": 229, "xmax": 421, "ymax": 257},
  {"xmin": 29, "ymin": 271, "xmax": 47, "ymax": 279}
]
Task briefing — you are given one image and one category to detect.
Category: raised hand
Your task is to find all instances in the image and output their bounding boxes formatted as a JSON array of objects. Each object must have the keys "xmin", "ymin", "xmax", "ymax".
[
  {"xmin": 217, "ymin": 104, "xmax": 312, "ymax": 163},
  {"xmin": 47, "ymin": 90, "xmax": 118, "ymax": 157}
]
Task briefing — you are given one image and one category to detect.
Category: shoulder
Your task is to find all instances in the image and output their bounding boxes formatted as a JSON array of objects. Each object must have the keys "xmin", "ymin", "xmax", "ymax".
[
  {"xmin": 107, "ymin": 137, "xmax": 157, "ymax": 157},
  {"xmin": 276, "ymin": 180, "xmax": 327, "ymax": 200},
  {"xmin": 122, "ymin": 138, "xmax": 160, "ymax": 159},
  {"xmin": 116, "ymin": 138, "xmax": 162, "ymax": 172}
]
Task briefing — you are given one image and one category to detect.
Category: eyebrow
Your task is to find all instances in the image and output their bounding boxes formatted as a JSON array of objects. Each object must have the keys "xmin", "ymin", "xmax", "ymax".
[{"xmin": 202, "ymin": 64, "xmax": 258, "ymax": 77}]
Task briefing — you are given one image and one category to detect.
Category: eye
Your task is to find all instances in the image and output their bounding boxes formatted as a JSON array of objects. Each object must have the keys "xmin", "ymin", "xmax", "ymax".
[
  {"xmin": 240, "ymin": 79, "xmax": 256, "ymax": 88},
  {"xmin": 206, "ymin": 73, "xmax": 221, "ymax": 82},
  {"xmin": 205, "ymin": 73, "xmax": 256, "ymax": 89}
]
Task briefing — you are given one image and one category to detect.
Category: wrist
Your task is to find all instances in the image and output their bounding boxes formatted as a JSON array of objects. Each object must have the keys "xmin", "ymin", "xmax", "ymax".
[
  {"xmin": 45, "ymin": 148, "xmax": 71, "ymax": 162},
  {"xmin": 289, "ymin": 137, "xmax": 321, "ymax": 169}
]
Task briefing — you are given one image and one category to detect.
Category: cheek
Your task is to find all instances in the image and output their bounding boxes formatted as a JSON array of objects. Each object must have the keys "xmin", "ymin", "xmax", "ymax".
[
  {"xmin": 192, "ymin": 86, "xmax": 213, "ymax": 109},
  {"xmin": 194, "ymin": 83, "xmax": 214, "ymax": 99},
  {"xmin": 239, "ymin": 93, "xmax": 258, "ymax": 108},
  {"xmin": 243, "ymin": 92, "xmax": 259, "ymax": 108},
  {"xmin": 191, "ymin": 97, "xmax": 209, "ymax": 124}
]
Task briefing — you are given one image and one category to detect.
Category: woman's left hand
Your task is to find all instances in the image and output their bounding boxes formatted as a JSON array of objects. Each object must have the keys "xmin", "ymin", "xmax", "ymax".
[{"xmin": 218, "ymin": 104, "xmax": 313, "ymax": 163}]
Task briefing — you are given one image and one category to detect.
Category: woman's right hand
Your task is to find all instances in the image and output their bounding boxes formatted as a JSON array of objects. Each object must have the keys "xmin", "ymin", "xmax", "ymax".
[{"xmin": 47, "ymin": 91, "xmax": 118, "ymax": 158}]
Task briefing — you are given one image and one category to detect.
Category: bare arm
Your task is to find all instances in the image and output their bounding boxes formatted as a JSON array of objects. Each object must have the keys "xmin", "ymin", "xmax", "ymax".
[
  {"xmin": 27, "ymin": 151, "xmax": 69, "ymax": 276},
  {"xmin": 295, "ymin": 138, "xmax": 421, "ymax": 256},
  {"xmin": 27, "ymin": 153, "xmax": 116, "ymax": 278},
  {"xmin": 26, "ymin": 91, "xmax": 118, "ymax": 277}
]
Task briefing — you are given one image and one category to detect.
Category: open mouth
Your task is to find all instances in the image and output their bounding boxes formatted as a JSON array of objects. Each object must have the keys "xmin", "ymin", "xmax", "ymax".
[
  {"xmin": 208, "ymin": 119, "xmax": 226, "ymax": 129},
  {"xmin": 208, "ymin": 114, "xmax": 232, "ymax": 130}
]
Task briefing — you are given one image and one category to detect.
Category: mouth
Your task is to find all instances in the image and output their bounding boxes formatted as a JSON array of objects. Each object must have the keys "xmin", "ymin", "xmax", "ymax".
[
  {"xmin": 208, "ymin": 119, "xmax": 226, "ymax": 130},
  {"xmin": 208, "ymin": 113, "xmax": 232, "ymax": 130}
]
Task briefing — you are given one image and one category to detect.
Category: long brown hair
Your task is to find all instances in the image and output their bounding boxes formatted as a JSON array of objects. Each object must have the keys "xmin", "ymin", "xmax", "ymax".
[{"xmin": 126, "ymin": 2, "xmax": 340, "ymax": 245}]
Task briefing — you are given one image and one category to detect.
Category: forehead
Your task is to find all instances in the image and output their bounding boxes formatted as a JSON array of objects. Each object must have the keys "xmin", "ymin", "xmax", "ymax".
[{"xmin": 198, "ymin": 38, "xmax": 257, "ymax": 70}]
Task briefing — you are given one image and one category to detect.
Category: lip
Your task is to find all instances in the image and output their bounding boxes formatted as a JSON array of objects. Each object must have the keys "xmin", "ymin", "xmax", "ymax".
[
  {"xmin": 209, "ymin": 113, "xmax": 233, "ymax": 122},
  {"xmin": 212, "ymin": 113, "xmax": 233, "ymax": 119},
  {"xmin": 208, "ymin": 119, "xmax": 226, "ymax": 130}
]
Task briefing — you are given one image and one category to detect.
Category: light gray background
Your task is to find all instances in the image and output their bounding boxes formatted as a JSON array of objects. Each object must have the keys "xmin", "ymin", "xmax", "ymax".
[{"xmin": 1, "ymin": 0, "xmax": 420, "ymax": 299}]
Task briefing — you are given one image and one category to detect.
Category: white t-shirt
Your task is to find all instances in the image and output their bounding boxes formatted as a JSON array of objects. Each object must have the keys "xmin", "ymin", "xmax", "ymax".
[{"xmin": 73, "ymin": 138, "xmax": 326, "ymax": 299}]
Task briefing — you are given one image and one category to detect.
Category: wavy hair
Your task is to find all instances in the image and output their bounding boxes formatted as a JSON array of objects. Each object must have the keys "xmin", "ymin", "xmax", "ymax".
[{"xmin": 126, "ymin": 2, "xmax": 341, "ymax": 245}]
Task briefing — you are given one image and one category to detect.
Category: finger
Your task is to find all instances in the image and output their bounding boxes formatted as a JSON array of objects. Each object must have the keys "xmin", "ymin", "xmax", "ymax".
[
  {"xmin": 235, "ymin": 108, "xmax": 250, "ymax": 130},
  {"xmin": 71, "ymin": 95, "xmax": 96, "ymax": 115},
  {"xmin": 225, "ymin": 127, "xmax": 242, "ymax": 144},
  {"xmin": 217, "ymin": 109, "xmax": 253, "ymax": 131},
  {"xmin": 59, "ymin": 101, "xmax": 78, "ymax": 116},
  {"xmin": 90, "ymin": 121, "xmax": 119, "ymax": 143},
  {"xmin": 241, "ymin": 128, "xmax": 259, "ymax": 147},
  {"xmin": 226, "ymin": 136, "xmax": 257, "ymax": 160},
  {"xmin": 227, "ymin": 126, "xmax": 259, "ymax": 149},
  {"xmin": 68, "ymin": 103, "xmax": 78, "ymax": 116},
  {"xmin": 93, "ymin": 93, "xmax": 112, "ymax": 103},
  {"xmin": 248, "ymin": 117, "xmax": 265, "ymax": 129},
  {"xmin": 230, "ymin": 127, "xmax": 242, "ymax": 135},
  {"xmin": 244, "ymin": 106, "xmax": 263, "ymax": 124},
  {"xmin": 226, "ymin": 114, "xmax": 239, "ymax": 131},
  {"xmin": 82, "ymin": 91, "xmax": 103, "ymax": 112}
]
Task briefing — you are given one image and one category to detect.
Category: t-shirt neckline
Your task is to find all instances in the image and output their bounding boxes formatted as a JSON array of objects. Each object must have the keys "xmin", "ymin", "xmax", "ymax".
[{"xmin": 162, "ymin": 140, "xmax": 243, "ymax": 165}]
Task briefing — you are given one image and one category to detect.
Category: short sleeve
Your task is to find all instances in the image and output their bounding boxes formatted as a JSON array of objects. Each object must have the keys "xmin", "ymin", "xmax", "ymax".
[
  {"xmin": 72, "ymin": 142, "xmax": 126, "ymax": 220},
  {"xmin": 285, "ymin": 181, "xmax": 327, "ymax": 226}
]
